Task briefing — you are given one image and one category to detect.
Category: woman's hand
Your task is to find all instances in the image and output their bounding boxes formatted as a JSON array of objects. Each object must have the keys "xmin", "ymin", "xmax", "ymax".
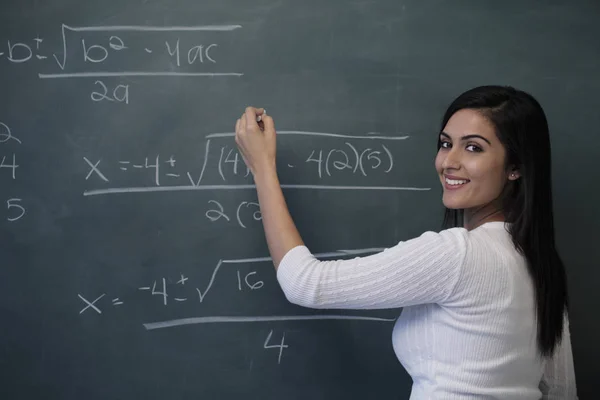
[{"xmin": 235, "ymin": 106, "xmax": 277, "ymax": 176}]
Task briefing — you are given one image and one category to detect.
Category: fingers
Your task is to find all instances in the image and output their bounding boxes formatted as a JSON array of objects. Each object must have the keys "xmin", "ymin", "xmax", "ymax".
[
  {"xmin": 261, "ymin": 115, "xmax": 275, "ymax": 136},
  {"xmin": 238, "ymin": 106, "xmax": 269, "ymax": 135},
  {"xmin": 245, "ymin": 106, "xmax": 264, "ymax": 116},
  {"xmin": 239, "ymin": 151, "xmax": 250, "ymax": 168},
  {"xmin": 244, "ymin": 107, "xmax": 261, "ymax": 130}
]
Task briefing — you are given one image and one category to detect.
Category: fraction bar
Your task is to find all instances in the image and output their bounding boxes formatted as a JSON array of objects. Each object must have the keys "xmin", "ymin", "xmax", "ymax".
[
  {"xmin": 83, "ymin": 184, "xmax": 431, "ymax": 196},
  {"xmin": 67, "ymin": 25, "xmax": 243, "ymax": 32},
  {"xmin": 206, "ymin": 131, "xmax": 410, "ymax": 140},
  {"xmin": 38, "ymin": 72, "xmax": 244, "ymax": 79},
  {"xmin": 143, "ymin": 315, "xmax": 397, "ymax": 330}
]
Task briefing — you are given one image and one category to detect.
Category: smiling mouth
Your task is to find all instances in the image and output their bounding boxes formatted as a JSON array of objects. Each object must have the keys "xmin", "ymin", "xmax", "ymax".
[
  {"xmin": 444, "ymin": 176, "xmax": 470, "ymax": 188},
  {"xmin": 445, "ymin": 177, "xmax": 469, "ymax": 186}
]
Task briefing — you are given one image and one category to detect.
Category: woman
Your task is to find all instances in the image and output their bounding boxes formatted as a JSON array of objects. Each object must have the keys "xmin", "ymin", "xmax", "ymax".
[{"xmin": 234, "ymin": 85, "xmax": 577, "ymax": 399}]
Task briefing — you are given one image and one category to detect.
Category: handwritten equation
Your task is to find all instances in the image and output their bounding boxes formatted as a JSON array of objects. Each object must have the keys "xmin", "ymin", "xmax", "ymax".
[
  {"xmin": 77, "ymin": 264, "xmax": 262, "ymax": 313},
  {"xmin": 1, "ymin": 24, "xmax": 244, "ymax": 103},
  {"xmin": 78, "ymin": 267, "xmax": 288, "ymax": 363},
  {"xmin": 82, "ymin": 130, "xmax": 431, "ymax": 199},
  {"xmin": 77, "ymin": 249, "xmax": 395, "ymax": 364},
  {"xmin": 0, "ymin": 121, "xmax": 25, "ymax": 223}
]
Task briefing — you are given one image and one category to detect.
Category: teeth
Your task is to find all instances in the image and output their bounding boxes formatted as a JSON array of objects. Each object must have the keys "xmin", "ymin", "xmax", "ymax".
[{"xmin": 445, "ymin": 178, "xmax": 468, "ymax": 185}]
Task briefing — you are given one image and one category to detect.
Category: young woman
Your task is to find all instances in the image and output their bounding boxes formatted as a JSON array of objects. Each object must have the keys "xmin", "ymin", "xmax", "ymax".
[{"xmin": 234, "ymin": 85, "xmax": 578, "ymax": 399}]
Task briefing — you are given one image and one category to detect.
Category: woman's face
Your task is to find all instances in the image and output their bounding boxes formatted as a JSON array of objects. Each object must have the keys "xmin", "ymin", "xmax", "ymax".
[{"xmin": 434, "ymin": 108, "xmax": 519, "ymax": 213}]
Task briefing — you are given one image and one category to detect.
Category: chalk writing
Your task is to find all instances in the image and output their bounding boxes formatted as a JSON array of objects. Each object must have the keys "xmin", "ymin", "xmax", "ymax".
[
  {"xmin": 0, "ymin": 122, "xmax": 21, "ymax": 144},
  {"xmin": 304, "ymin": 142, "xmax": 393, "ymax": 178},
  {"xmin": 264, "ymin": 330, "xmax": 288, "ymax": 364},
  {"xmin": 2, "ymin": 25, "xmax": 244, "ymax": 102},
  {"xmin": 236, "ymin": 201, "xmax": 261, "ymax": 228},
  {"xmin": 1, "ymin": 122, "xmax": 25, "ymax": 222},
  {"xmin": 215, "ymin": 142, "xmax": 392, "ymax": 181},
  {"xmin": 165, "ymin": 39, "xmax": 218, "ymax": 66},
  {"xmin": 144, "ymin": 315, "xmax": 396, "ymax": 330},
  {"xmin": 6, "ymin": 198, "xmax": 25, "ymax": 222},
  {"xmin": 196, "ymin": 260, "xmax": 224, "ymax": 303},
  {"xmin": 0, "ymin": 154, "xmax": 18, "ymax": 179},
  {"xmin": 2, "ymin": 25, "xmax": 241, "ymax": 71},
  {"xmin": 206, "ymin": 200, "xmax": 230, "ymax": 222},
  {"xmin": 205, "ymin": 200, "xmax": 261, "ymax": 228},
  {"xmin": 77, "ymin": 248, "xmax": 385, "ymax": 316},
  {"xmin": 83, "ymin": 157, "xmax": 109, "ymax": 182},
  {"xmin": 81, "ymin": 130, "xmax": 431, "ymax": 197},
  {"xmin": 237, "ymin": 270, "xmax": 264, "ymax": 291},
  {"xmin": 78, "ymin": 248, "xmax": 394, "ymax": 365},
  {"xmin": 151, "ymin": 278, "xmax": 168, "ymax": 305},
  {"xmin": 91, "ymin": 80, "xmax": 129, "ymax": 104},
  {"xmin": 2, "ymin": 39, "xmax": 42, "ymax": 63},
  {"xmin": 218, "ymin": 146, "xmax": 251, "ymax": 179},
  {"xmin": 78, "ymin": 293, "xmax": 106, "ymax": 314},
  {"xmin": 2, "ymin": 25, "xmax": 242, "ymax": 78}
]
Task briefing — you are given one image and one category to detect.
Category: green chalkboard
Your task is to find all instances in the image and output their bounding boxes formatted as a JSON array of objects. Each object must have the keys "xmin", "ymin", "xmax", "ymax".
[{"xmin": 1, "ymin": 1, "xmax": 597, "ymax": 399}]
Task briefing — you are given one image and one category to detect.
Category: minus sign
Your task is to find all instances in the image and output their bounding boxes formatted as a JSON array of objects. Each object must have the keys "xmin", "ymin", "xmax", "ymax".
[
  {"xmin": 287, "ymin": 164, "xmax": 295, "ymax": 168},
  {"xmin": 145, "ymin": 48, "xmax": 152, "ymax": 53}
]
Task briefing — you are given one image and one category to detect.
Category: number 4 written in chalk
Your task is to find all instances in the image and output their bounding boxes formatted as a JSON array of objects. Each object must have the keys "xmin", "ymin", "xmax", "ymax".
[{"xmin": 264, "ymin": 329, "xmax": 288, "ymax": 364}]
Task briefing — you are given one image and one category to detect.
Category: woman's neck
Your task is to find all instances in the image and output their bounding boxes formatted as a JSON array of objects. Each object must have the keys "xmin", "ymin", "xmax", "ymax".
[{"xmin": 463, "ymin": 203, "xmax": 505, "ymax": 230}]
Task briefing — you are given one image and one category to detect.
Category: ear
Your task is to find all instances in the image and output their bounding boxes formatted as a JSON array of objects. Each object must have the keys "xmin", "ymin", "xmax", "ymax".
[{"xmin": 508, "ymin": 167, "xmax": 521, "ymax": 181}]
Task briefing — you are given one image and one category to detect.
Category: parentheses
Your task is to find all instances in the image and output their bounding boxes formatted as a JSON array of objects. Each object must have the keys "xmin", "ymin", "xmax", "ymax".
[
  {"xmin": 345, "ymin": 142, "xmax": 360, "ymax": 173},
  {"xmin": 236, "ymin": 201, "xmax": 247, "ymax": 228},
  {"xmin": 358, "ymin": 148, "xmax": 370, "ymax": 177},
  {"xmin": 325, "ymin": 149, "xmax": 335, "ymax": 177},
  {"xmin": 382, "ymin": 144, "xmax": 393, "ymax": 173}
]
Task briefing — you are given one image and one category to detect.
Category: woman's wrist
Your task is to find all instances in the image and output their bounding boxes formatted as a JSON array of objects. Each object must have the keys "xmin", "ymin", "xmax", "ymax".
[{"xmin": 253, "ymin": 163, "xmax": 278, "ymax": 186}]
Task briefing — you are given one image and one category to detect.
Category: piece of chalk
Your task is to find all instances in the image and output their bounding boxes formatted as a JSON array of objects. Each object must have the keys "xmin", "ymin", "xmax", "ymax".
[{"xmin": 256, "ymin": 109, "xmax": 266, "ymax": 122}]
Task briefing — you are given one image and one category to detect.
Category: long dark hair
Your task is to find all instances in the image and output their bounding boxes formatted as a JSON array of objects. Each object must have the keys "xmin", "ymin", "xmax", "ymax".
[{"xmin": 438, "ymin": 85, "xmax": 569, "ymax": 357}]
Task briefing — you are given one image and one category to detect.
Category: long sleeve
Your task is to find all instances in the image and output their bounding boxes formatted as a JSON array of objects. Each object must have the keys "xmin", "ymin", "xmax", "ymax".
[
  {"xmin": 276, "ymin": 227, "xmax": 468, "ymax": 309},
  {"xmin": 539, "ymin": 314, "xmax": 578, "ymax": 399}
]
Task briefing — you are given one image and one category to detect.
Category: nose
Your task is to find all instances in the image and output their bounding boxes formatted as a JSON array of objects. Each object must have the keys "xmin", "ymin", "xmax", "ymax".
[{"xmin": 441, "ymin": 147, "xmax": 461, "ymax": 171}]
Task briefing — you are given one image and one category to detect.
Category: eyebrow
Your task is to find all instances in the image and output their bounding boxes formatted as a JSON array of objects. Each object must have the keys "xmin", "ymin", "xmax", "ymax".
[{"xmin": 440, "ymin": 132, "xmax": 492, "ymax": 145}]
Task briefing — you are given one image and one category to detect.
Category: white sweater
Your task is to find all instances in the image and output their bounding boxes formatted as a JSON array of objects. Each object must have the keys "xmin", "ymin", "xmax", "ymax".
[{"xmin": 276, "ymin": 221, "xmax": 578, "ymax": 399}]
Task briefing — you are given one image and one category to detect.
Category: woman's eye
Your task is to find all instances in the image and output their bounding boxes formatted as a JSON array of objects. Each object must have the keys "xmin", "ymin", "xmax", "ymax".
[
  {"xmin": 440, "ymin": 141, "xmax": 451, "ymax": 148},
  {"xmin": 466, "ymin": 144, "xmax": 482, "ymax": 152}
]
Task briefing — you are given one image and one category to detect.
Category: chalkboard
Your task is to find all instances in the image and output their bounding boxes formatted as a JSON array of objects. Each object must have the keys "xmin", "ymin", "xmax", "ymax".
[{"xmin": 1, "ymin": 1, "xmax": 598, "ymax": 399}]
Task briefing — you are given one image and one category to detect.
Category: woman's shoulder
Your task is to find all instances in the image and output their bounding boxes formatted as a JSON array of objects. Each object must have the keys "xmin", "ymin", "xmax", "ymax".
[
  {"xmin": 449, "ymin": 222, "xmax": 529, "ymax": 300},
  {"xmin": 442, "ymin": 221, "xmax": 519, "ymax": 262},
  {"xmin": 416, "ymin": 221, "xmax": 522, "ymax": 277},
  {"xmin": 431, "ymin": 221, "xmax": 513, "ymax": 245},
  {"xmin": 403, "ymin": 221, "xmax": 510, "ymax": 247}
]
